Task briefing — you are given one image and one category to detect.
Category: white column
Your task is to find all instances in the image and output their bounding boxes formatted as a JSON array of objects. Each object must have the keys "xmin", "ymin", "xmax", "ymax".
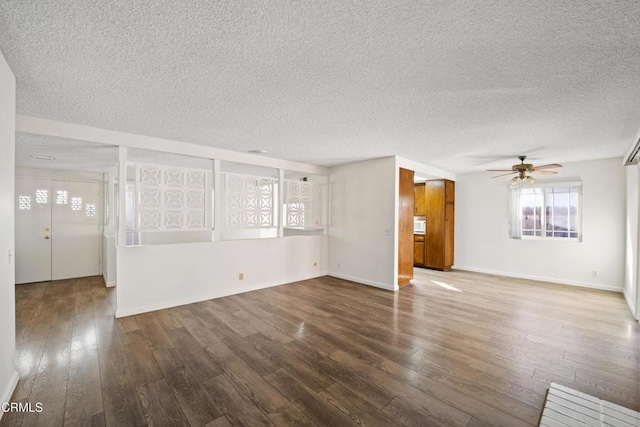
[
  {"xmin": 212, "ymin": 159, "xmax": 221, "ymax": 242},
  {"xmin": 278, "ymin": 168, "xmax": 284, "ymax": 238},
  {"xmin": 117, "ymin": 146, "xmax": 128, "ymax": 247}
]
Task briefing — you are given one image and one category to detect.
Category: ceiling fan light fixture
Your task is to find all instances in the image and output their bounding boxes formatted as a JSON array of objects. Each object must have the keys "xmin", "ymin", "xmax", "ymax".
[
  {"xmin": 490, "ymin": 155, "xmax": 562, "ymax": 184},
  {"xmin": 510, "ymin": 174, "xmax": 535, "ymax": 186}
]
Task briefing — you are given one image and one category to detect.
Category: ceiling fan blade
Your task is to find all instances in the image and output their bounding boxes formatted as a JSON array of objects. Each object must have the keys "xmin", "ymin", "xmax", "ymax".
[
  {"xmin": 532, "ymin": 170, "xmax": 558, "ymax": 175},
  {"xmin": 533, "ymin": 163, "xmax": 562, "ymax": 170},
  {"xmin": 486, "ymin": 169, "xmax": 514, "ymax": 172},
  {"xmin": 492, "ymin": 172, "xmax": 517, "ymax": 178}
]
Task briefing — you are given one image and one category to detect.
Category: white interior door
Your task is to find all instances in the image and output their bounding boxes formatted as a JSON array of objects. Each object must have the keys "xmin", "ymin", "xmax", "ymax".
[
  {"xmin": 51, "ymin": 180, "xmax": 101, "ymax": 280},
  {"xmin": 15, "ymin": 178, "xmax": 52, "ymax": 284}
]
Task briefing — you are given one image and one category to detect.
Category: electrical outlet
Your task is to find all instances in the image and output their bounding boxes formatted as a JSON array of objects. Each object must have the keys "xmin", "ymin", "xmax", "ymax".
[
  {"xmin": 592, "ymin": 270, "xmax": 598, "ymax": 277},
  {"xmin": 239, "ymin": 273, "xmax": 244, "ymax": 280}
]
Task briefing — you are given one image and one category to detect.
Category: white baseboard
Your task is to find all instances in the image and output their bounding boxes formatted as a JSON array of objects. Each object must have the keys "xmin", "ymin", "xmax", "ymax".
[
  {"xmin": 0, "ymin": 371, "xmax": 19, "ymax": 420},
  {"xmin": 453, "ymin": 265, "xmax": 623, "ymax": 293},
  {"xmin": 116, "ymin": 271, "xmax": 328, "ymax": 318},
  {"xmin": 623, "ymin": 289, "xmax": 639, "ymax": 320},
  {"xmin": 327, "ymin": 272, "xmax": 398, "ymax": 291},
  {"xmin": 102, "ymin": 273, "xmax": 116, "ymax": 288}
]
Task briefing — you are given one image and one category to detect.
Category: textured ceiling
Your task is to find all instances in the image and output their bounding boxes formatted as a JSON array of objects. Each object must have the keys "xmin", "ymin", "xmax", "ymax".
[{"xmin": 2, "ymin": 1, "xmax": 640, "ymax": 173}]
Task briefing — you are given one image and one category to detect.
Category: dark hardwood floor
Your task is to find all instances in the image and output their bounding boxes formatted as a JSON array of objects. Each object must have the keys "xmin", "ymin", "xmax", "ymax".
[{"xmin": 2, "ymin": 269, "xmax": 639, "ymax": 426}]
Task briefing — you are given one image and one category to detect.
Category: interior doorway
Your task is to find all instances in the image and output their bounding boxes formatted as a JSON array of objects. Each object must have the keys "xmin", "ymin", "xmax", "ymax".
[{"xmin": 15, "ymin": 177, "xmax": 102, "ymax": 284}]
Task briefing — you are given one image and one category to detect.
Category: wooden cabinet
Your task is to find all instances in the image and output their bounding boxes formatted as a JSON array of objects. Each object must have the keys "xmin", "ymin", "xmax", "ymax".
[
  {"xmin": 414, "ymin": 234, "xmax": 425, "ymax": 266},
  {"xmin": 424, "ymin": 179, "xmax": 455, "ymax": 271},
  {"xmin": 414, "ymin": 183, "xmax": 425, "ymax": 216}
]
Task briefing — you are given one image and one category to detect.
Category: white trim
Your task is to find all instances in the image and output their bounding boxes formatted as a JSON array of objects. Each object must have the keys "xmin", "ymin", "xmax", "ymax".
[
  {"xmin": 327, "ymin": 272, "xmax": 398, "ymax": 292},
  {"xmin": 454, "ymin": 265, "xmax": 623, "ymax": 293},
  {"xmin": 0, "ymin": 371, "xmax": 19, "ymax": 417},
  {"xmin": 623, "ymin": 288, "xmax": 639, "ymax": 320},
  {"xmin": 115, "ymin": 271, "xmax": 328, "ymax": 318},
  {"xmin": 396, "ymin": 156, "xmax": 456, "ymax": 181}
]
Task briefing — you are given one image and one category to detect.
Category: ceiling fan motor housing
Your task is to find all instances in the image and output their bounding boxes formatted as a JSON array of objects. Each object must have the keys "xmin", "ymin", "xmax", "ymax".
[{"xmin": 512, "ymin": 163, "xmax": 534, "ymax": 172}]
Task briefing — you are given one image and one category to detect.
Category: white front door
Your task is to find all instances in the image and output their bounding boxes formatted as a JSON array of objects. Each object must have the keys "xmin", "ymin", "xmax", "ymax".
[
  {"xmin": 15, "ymin": 178, "xmax": 53, "ymax": 284},
  {"xmin": 51, "ymin": 180, "xmax": 101, "ymax": 280},
  {"xmin": 15, "ymin": 177, "xmax": 102, "ymax": 284}
]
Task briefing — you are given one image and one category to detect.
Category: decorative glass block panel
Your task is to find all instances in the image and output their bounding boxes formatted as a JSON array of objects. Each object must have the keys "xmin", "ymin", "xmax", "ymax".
[
  {"xmin": 227, "ymin": 175, "xmax": 242, "ymax": 193},
  {"xmin": 140, "ymin": 167, "xmax": 161, "ymax": 185},
  {"xmin": 244, "ymin": 178, "xmax": 258, "ymax": 193},
  {"xmin": 188, "ymin": 171, "xmax": 205, "ymax": 189},
  {"xmin": 188, "ymin": 211, "xmax": 204, "ymax": 228},
  {"xmin": 164, "ymin": 169, "xmax": 184, "ymax": 187},
  {"xmin": 71, "ymin": 197, "xmax": 83, "ymax": 211},
  {"xmin": 188, "ymin": 192, "xmax": 204, "ymax": 209},
  {"xmin": 18, "ymin": 196, "xmax": 31, "ymax": 210},
  {"xmin": 285, "ymin": 181, "xmax": 323, "ymax": 227},
  {"xmin": 140, "ymin": 189, "xmax": 160, "ymax": 207},
  {"xmin": 260, "ymin": 195, "xmax": 271, "ymax": 209},
  {"xmin": 165, "ymin": 211, "xmax": 184, "ymax": 228},
  {"xmin": 135, "ymin": 163, "xmax": 208, "ymax": 231},
  {"xmin": 243, "ymin": 212, "xmax": 257, "ymax": 226},
  {"xmin": 165, "ymin": 190, "xmax": 183, "ymax": 208},
  {"xmin": 36, "ymin": 190, "xmax": 48, "ymax": 204},
  {"xmin": 140, "ymin": 211, "xmax": 160, "ymax": 229},
  {"xmin": 224, "ymin": 173, "xmax": 275, "ymax": 228},
  {"xmin": 85, "ymin": 204, "xmax": 96, "ymax": 217},
  {"xmin": 288, "ymin": 182, "xmax": 299, "ymax": 196},
  {"xmin": 245, "ymin": 194, "xmax": 257, "ymax": 209},
  {"xmin": 56, "ymin": 190, "xmax": 68, "ymax": 204},
  {"xmin": 227, "ymin": 211, "xmax": 241, "ymax": 227}
]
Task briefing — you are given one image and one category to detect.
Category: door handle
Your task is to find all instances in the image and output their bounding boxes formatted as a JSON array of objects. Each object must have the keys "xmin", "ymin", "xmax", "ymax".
[
  {"xmin": 44, "ymin": 235, "xmax": 50, "ymax": 239},
  {"xmin": 44, "ymin": 227, "xmax": 50, "ymax": 231}
]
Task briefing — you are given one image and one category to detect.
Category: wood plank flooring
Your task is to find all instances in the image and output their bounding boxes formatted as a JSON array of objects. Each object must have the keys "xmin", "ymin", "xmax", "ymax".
[{"xmin": 2, "ymin": 269, "xmax": 638, "ymax": 426}]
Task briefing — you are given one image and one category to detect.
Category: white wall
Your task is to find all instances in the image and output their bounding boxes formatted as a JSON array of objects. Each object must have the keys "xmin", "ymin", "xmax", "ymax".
[
  {"xmin": 102, "ymin": 235, "xmax": 117, "ymax": 286},
  {"xmin": 15, "ymin": 166, "xmax": 103, "ymax": 181},
  {"xmin": 116, "ymin": 235, "xmax": 327, "ymax": 317},
  {"xmin": 455, "ymin": 157, "xmax": 626, "ymax": 292},
  {"xmin": 328, "ymin": 157, "xmax": 398, "ymax": 290},
  {"xmin": 0, "ymin": 50, "xmax": 17, "ymax": 415},
  {"xmin": 624, "ymin": 164, "xmax": 640, "ymax": 319}
]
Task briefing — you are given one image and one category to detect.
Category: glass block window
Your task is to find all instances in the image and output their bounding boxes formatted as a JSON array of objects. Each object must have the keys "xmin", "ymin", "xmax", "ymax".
[
  {"xmin": 284, "ymin": 181, "xmax": 323, "ymax": 227},
  {"xmin": 56, "ymin": 190, "xmax": 68, "ymax": 204},
  {"xmin": 18, "ymin": 196, "xmax": 31, "ymax": 210},
  {"xmin": 35, "ymin": 190, "xmax": 48, "ymax": 204},
  {"xmin": 71, "ymin": 197, "xmax": 83, "ymax": 211},
  {"xmin": 135, "ymin": 164, "xmax": 208, "ymax": 231},
  {"xmin": 85, "ymin": 204, "xmax": 96, "ymax": 217},
  {"xmin": 224, "ymin": 173, "xmax": 276, "ymax": 228}
]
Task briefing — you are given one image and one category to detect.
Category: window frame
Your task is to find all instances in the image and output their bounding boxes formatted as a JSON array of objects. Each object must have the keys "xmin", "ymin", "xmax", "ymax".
[{"xmin": 513, "ymin": 181, "xmax": 582, "ymax": 242}]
